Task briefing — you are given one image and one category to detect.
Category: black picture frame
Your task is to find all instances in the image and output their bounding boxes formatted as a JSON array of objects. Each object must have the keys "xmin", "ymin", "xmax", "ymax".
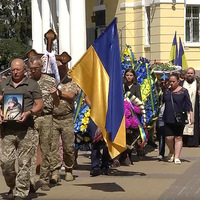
[{"xmin": 3, "ymin": 94, "xmax": 24, "ymax": 121}]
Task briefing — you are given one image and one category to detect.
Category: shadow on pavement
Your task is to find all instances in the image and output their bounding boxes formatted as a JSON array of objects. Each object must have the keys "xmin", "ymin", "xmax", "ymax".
[
  {"xmin": 109, "ymin": 169, "xmax": 146, "ymax": 177},
  {"xmin": 26, "ymin": 181, "xmax": 47, "ymax": 200},
  {"xmin": 131, "ymin": 155, "xmax": 158, "ymax": 162},
  {"xmin": 179, "ymin": 158, "xmax": 190, "ymax": 163},
  {"xmin": 25, "ymin": 192, "xmax": 47, "ymax": 200},
  {"xmin": 74, "ymin": 182, "xmax": 125, "ymax": 192},
  {"xmin": 0, "ymin": 191, "xmax": 47, "ymax": 200},
  {"xmin": 74, "ymin": 163, "xmax": 91, "ymax": 171}
]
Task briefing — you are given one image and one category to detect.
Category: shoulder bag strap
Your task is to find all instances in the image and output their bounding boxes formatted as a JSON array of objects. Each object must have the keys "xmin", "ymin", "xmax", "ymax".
[{"xmin": 170, "ymin": 92, "xmax": 176, "ymax": 117}]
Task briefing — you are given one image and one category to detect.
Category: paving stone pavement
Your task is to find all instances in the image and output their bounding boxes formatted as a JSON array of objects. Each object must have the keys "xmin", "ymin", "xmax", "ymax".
[{"xmin": 0, "ymin": 145, "xmax": 200, "ymax": 200}]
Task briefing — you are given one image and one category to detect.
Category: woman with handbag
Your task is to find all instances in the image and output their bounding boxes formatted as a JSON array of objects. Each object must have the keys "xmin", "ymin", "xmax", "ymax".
[{"xmin": 163, "ymin": 73, "xmax": 193, "ymax": 164}]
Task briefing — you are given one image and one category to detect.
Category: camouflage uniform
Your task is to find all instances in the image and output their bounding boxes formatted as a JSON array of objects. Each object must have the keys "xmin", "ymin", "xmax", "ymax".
[
  {"xmin": 1, "ymin": 127, "xmax": 35, "ymax": 196},
  {"xmin": 29, "ymin": 125, "xmax": 39, "ymax": 186},
  {"xmin": 30, "ymin": 74, "xmax": 58, "ymax": 185},
  {"xmin": 0, "ymin": 77, "xmax": 42, "ymax": 198},
  {"xmin": 51, "ymin": 81, "xmax": 78, "ymax": 175}
]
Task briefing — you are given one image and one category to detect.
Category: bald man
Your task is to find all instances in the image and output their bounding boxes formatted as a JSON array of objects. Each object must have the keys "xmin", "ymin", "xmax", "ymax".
[{"xmin": 0, "ymin": 59, "xmax": 43, "ymax": 200}]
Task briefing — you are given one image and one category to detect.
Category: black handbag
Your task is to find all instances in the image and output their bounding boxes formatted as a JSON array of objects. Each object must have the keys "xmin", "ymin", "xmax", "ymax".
[
  {"xmin": 174, "ymin": 111, "xmax": 188, "ymax": 125},
  {"xmin": 171, "ymin": 93, "xmax": 189, "ymax": 125}
]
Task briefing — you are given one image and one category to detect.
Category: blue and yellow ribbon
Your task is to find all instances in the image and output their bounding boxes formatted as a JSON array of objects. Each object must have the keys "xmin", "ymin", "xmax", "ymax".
[{"xmin": 74, "ymin": 90, "xmax": 84, "ymax": 122}]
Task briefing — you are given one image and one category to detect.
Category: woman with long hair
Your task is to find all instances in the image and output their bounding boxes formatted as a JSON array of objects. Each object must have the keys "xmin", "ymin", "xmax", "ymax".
[
  {"xmin": 123, "ymin": 68, "xmax": 141, "ymax": 100},
  {"xmin": 163, "ymin": 73, "xmax": 193, "ymax": 164}
]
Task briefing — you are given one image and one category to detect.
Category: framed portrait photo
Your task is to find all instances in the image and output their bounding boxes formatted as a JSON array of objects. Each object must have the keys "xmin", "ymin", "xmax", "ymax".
[{"xmin": 3, "ymin": 94, "xmax": 24, "ymax": 121}]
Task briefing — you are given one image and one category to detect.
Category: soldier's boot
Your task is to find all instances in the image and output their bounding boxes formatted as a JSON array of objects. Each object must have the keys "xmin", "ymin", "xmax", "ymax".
[
  {"xmin": 41, "ymin": 183, "xmax": 50, "ymax": 191},
  {"xmin": 50, "ymin": 174, "xmax": 61, "ymax": 184},
  {"xmin": 29, "ymin": 183, "xmax": 36, "ymax": 193},
  {"xmin": 7, "ymin": 188, "xmax": 14, "ymax": 200},
  {"xmin": 65, "ymin": 172, "xmax": 73, "ymax": 181},
  {"xmin": 65, "ymin": 168, "xmax": 74, "ymax": 181}
]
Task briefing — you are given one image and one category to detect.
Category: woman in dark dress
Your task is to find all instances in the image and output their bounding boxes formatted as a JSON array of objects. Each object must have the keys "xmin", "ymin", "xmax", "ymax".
[
  {"xmin": 111, "ymin": 69, "xmax": 142, "ymax": 167},
  {"xmin": 121, "ymin": 69, "xmax": 142, "ymax": 165},
  {"xmin": 163, "ymin": 73, "xmax": 193, "ymax": 164}
]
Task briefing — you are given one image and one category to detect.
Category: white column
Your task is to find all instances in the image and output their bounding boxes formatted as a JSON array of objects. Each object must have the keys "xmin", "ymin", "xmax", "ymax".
[
  {"xmin": 49, "ymin": 0, "xmax": 59, "ymax": 53},
  {"xmin": 41, "ymin": 0, "xmax": 51, "ymax": 52},
  {"xmin": 50, "ymin": 0, "xmax": 58, "ymax": 32},
  {"xmin": 59, "ymin": 0, "xmax": 70, "ymax": 55},
  {"xmin": 31, "ymin": 0, "xmax": 42, "ymax": 52},
  {"xmin": 70, "ymin": 0, "xmax": 86, "ymax": 67}
]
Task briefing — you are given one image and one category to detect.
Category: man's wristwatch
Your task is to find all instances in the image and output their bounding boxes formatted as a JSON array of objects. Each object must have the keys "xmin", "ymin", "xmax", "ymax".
[{"xmin": 30, "ymin": 110, "xmax": 34, "ymax": 117}]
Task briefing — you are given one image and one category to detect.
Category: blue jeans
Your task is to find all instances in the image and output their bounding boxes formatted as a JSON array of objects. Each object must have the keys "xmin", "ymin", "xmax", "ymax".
[{"xmin": 87, "ymin": 119, "xmax": 110, "ymax": 170}]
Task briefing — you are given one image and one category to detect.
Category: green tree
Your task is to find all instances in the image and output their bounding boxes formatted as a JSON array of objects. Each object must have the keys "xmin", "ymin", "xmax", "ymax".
[
  {"xmin": 0, "ymin": 0, "xmax": 32, "ymax": 69},
  {"xmin": 0, "ymin": 38, "xmax": 30, "ymax": 67}
]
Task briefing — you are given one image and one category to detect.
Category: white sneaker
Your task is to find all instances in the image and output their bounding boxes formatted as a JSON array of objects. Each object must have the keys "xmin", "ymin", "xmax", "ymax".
[
  {"xmin": 157, "ymin": 155, "xmax": 164, "ymax": 161},
  {"xmin": 174, "ymin": 158, "xmax": 181, "ymax": 164}
]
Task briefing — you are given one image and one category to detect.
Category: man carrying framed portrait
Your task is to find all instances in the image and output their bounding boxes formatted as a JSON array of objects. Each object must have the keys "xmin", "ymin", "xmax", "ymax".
[{"xmin": 0, "ymin": 58, "xmax": 43, "ymax": 200}]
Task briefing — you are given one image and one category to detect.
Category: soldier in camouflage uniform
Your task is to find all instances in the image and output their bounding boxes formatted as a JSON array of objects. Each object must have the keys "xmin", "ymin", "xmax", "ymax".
[
  {"xmin": 0, "ymin": 58, "xmax": 43, "ymax": 200},
  {"xmin": 28, "ymin": 56, "xmax": 60, "ymax": 191},
  {"xmin": 50, "ymin": 63, "xmax": 78, "ymax": 183}
]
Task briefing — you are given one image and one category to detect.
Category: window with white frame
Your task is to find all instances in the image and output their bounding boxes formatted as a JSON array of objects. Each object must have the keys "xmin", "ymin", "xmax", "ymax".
[
  {"xmin": 145, "ymin": 6, "xmax": 150, "ymax": 46},
  {"xmin": 186, "ymin": 6, "xmax": 199, "ymax": 43}
]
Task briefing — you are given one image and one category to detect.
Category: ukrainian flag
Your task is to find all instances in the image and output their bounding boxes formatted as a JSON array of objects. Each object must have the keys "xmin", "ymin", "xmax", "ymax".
[
  {"xmin": 177, "ymin": 37, "xmax": 188, "ymax": 70},
  {"xmin": 68, "ymin": 18, "xmax": 126, "ymax": 158},
  {"xmin": 169, "ymin": 31, "xmax": 178, "ymax": 65}
]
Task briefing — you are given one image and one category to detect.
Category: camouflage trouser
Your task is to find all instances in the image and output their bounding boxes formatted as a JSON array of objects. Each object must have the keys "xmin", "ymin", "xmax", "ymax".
[
  {"xmin": 51, "ymin": 116, "xmax": 75, "ymax": 173},
  {"xmin": 34, "ymin": 115, "xmax": 54, "ymax": 183},
  {"xmin": 29, "ymin": 127, "xmax": 39, "ymax": 185},
  {"xmin": 0, "ymin": 127, "xmax": 35, "ymax": 198}
]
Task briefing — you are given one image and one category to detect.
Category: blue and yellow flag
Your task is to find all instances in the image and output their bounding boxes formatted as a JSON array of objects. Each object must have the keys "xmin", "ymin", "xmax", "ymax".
[
  {"xmin": 68, "ymin": 18, "xmax": 126, "ymax": 158},
  {"xmin": 169, "ymin": 32, "xmax": 178, "ymax": 65},
  {"xmin": 177, "ymin": 37, "xmax": 188, "ymax": 70}
]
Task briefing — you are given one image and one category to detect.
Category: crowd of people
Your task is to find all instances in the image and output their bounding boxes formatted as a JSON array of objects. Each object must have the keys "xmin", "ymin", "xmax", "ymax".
[{"xmin": 0, "ymin": 56, "xmax": 199, "ymax": 200}]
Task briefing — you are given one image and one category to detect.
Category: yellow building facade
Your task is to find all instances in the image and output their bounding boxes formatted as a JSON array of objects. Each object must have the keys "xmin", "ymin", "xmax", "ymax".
[{"xmin": 86, "ymin": 0, "xmax": 200, "ymax": 70}]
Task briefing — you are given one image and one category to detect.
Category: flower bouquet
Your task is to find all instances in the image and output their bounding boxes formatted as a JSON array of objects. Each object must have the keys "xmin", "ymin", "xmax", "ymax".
[
  {"xmin": 151, "ymin": 62, "xmax": 181, "ymax": 74},
  {"xmin": 124, "ymin": 100, "xmax": 141, "ymax": 129},
  {"xmin": 121, "ymin": 45, "xmax": 137, "ymax": 75},
  {"xmin": 134, "ymin": 57, "xmax": 161, "ymax": 124},
  {"xmin": 74, "ymin": 104, "xmax": 91, "ymax": 149},
  {"xmin": 74, "ymin": 104, "xmax": 90, "ymax": 133}
]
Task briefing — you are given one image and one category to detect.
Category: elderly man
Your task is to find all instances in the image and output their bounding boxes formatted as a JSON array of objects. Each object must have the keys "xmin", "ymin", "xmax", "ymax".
[
  {"xmin": 0, "ymin": 58, "xmax": 43, "ymax": 200},
  {"xmin": 28, "ymin": 56, "xmax": 60, "ymax": 191},
  {"xmin": 181, "ymin": 67, "xmax": 199, "ymax": 147}
]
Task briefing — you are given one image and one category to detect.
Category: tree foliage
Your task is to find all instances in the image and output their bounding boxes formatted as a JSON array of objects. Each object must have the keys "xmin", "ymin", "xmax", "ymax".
[
  {"xmin": 0, "ymin": 38, "xmax": 30, "ymax": 67},
  {"xmin": 0, "ymin": 0, "xmax": 32, "ymax": 68}
]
